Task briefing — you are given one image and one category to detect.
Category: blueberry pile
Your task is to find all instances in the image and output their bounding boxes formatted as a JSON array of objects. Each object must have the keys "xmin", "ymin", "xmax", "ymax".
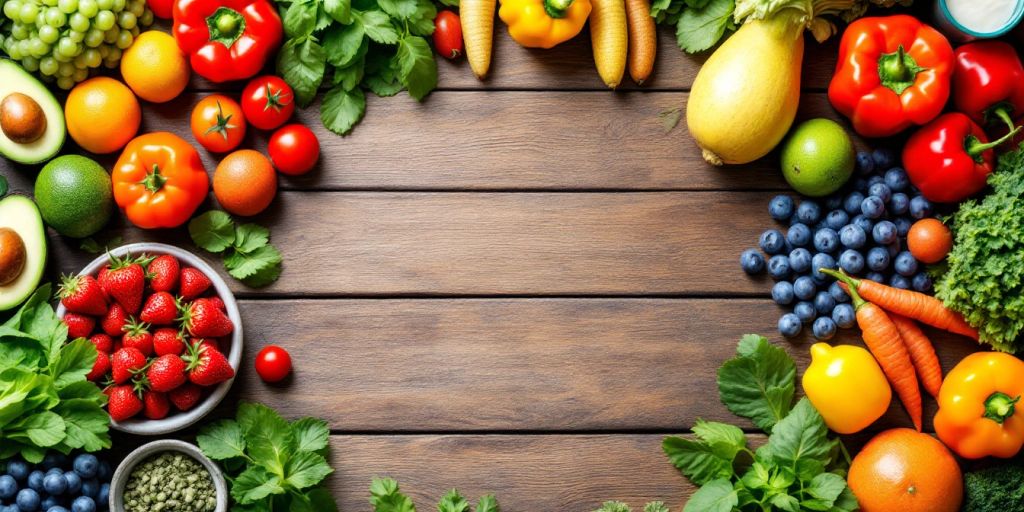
[
  {"xmin": 740, "ymin": 149, "xmax": 936, "ymax": 340},
  {"xmin": 0, "ymin": 453, "xmax": 111, "ymax": 512}
]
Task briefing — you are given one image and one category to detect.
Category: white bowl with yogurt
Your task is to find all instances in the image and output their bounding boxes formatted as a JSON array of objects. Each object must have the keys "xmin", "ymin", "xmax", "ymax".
[{"xmin": 935, "ymin": 0, "xmax": 1024, "ymax": 41}]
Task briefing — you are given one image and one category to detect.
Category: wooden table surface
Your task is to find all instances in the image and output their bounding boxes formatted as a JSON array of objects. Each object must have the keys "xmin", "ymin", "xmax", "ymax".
[{"xmin": 1, "ymin": 21, "xmax": 983, "ymax": 511}]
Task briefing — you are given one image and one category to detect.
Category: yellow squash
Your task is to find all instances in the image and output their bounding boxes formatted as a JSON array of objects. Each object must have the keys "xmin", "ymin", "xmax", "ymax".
[
  {"xmin": 589, "ymin": 0, "xmax": 627, "ymax": 88},
  {"xmin": 461, "ymin": 0, "xmax": 497, "ymax": 79},
  {"xmin": 686, "ymin": 12, "xmax": 804, "ymax": 165},
  {"xmin": 802, "ymin": 343, "xmax": 892, "ymax": 434}
]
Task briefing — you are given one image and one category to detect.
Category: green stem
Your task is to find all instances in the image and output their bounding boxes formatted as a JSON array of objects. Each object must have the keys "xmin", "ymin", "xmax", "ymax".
[
  {"xmin": 140, "ymin": 165, "xmax": 168, "ymax": 194},
  {"xmin": 983, "ymin": 391, "xmax": 1020, "ymax": 424},
  {"xmin": 991, "ymin": 105, "xmax": 1017, "ymax": 133},
  {"xmin": 543, "ymin": 0, "xmax": 574, "ymax": 18},
  {"xmin": 206, "ymin": 7, "xmax": 246, "ymax": 48},
  {"xmin": 966, "ymin": 125, "xmax": 1022, "ymax": 160},
  {"xmin": 819, "ymin": 269, "xmax": 865, "ymax": 310},
  {"xmin": 882, "ymin": 46, "xmax": 911, "ymax": 83}
]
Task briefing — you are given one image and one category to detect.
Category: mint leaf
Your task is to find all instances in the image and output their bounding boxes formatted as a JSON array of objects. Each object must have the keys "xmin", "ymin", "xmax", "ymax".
[
  {"xmin": 682, "ymin": 479, "xmax": 737, "ymax": 512},
  {"xmin": 476, "ymin": 495, "xmax": 499, "ymax": 512},
  {"xmin": 238, "ymin": 402, "xmax": 296, "ymax": 477},
  {"xmin": 438, "ymin": 489, "xmax": 469, "ymax": 512},
  {"xmin": 284, "ymin": 0, "xmax": 318, "ymax": 38},
  {"xmin": 762, "ymin": 398, "xmax": 833, "ymax": 471},
  {"xmin": 323, "ymin": 22, "xmax": 366, "ymax": 68},
  {"xmin": 190, "ymin": 211, "xmax": 236, "ymax": 253},
  {"xmin": 233, "ymin": 224, "xmax": 271, "ymax": 254},
  {"xmin": 716, "ymin": 335, "xmax": 795, "ymax": 432},
  {"xmin": 292, "ymin": 417, "xmax": 330, "ymax": 453},
  {"xmin": 377, "ymin": 0, "xmax": 418, "ymax": 19},
  {"xmin": 321, "ymin": 85, "xmax": 366, "ymax": 135},
  {"xmin": 233, "ymin": 466, "xmax": 286, "ymax": 503},
  {"xmin": 278, "ymin": 37, "xmax": 326, "ymax": 107},
  {"xmin": 357, "ymin": 9, "xmax": 401, "ymax": 44},
  {"xmin": 49, "ymin": 338, "xmax": 96, "ymax": 389},
  {"xmin": 225, "ymin": 245, "xmax": 283, "ymax": 281},
  {"xmin": 324, "ymin": 0, "xmax": 352, "ymax": 23},
  {"xmin": 198, "ymin": 419, "xmax": 247, "ymax": 460},
  {"xmin": 283, "ymin": 450, "xmax": 333, "ymax": 490},
  {"xmin": 396, "ymin": 35, "xmax": 436, "ymax": 101},
  {"xmin": 663, "ymin": 429, "xmax": 743, "ymax": 486},
  {"xmin": 675, "ymin": 0, "xmax": 733, "ymax": 54}
]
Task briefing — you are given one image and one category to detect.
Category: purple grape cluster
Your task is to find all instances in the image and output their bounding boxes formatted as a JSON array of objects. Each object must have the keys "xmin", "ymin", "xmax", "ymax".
[{"xmin": 740, "ymin": 149, "xmax": 936, "ymax": 340}]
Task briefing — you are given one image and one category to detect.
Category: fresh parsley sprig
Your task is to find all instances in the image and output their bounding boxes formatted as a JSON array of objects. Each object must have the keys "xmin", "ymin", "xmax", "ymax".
[
  {"xmin": 188, "ymin": 211, "xmax": 283, "ymax": 288},
  {"xmin": 370, "ymin": 478, "xmax": 499, "ymax": 512}
]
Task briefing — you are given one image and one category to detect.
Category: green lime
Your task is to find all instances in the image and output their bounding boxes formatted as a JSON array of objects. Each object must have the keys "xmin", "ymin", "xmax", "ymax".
[
  {"xmin": 780, "ymin": 118, "xmax": 855, "ymax": 197},
  {"xmin": 34, "ymin": 154, "xmax": 112, "ymax": 238}
]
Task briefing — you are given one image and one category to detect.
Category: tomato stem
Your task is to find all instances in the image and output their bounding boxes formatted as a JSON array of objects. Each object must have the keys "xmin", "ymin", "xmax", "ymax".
[{"xmin": 204, "ymin": 100, "xmax": 237, "ymax": 141}]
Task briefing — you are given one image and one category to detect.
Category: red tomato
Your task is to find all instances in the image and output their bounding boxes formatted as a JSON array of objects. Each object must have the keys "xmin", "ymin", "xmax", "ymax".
[
  {"xmin": 241, "ymin": 76, "xmax": 295, "ymax": 131},
  {"xmin": 191, "ymin": 94, "xmax": 246, "ymax": 153},
  {"xmin": 255, "ymin": 345, "xmax": 292, "ymax": 383},
  {"xmin": 146, "ymin": 0, "xmax": 172, "ymax": 18},
  {"xmin": 268, "ymin": 124, "xmax": 319, "ymax": 175},
  {"xmin": 433, "ymin": 10, "xmax": 463, "ymax": 60}
]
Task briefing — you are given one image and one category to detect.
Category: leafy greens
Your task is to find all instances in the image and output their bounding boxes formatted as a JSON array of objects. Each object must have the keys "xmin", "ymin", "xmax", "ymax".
[
  {"xmin": 369, "ymin": 477, "xmax": 499, "ymax": 512},
  {"xmin": 0, "ymin": 285, "xmax": 110, "ymax": 463},
  {"xmin": 662, "ymin": 335, "xmax": 856, "ymax": 512},
  {"xmin": 189, "ymin": 211, "xmax": 283, "ymax": 288}
]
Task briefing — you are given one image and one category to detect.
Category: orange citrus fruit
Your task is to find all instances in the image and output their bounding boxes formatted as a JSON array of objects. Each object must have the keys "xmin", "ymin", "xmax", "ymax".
[
  {"xmin": 907, "ymin": 218, "xmax": 953, "ymax": 264},
  {"xmin": 64, "ymin": 77, "xmax": 141, "ymax": 154},
  {"xmin": 213, "ymin": 149, "xmax": 277, "ymax": 216},
  {"xmin": 848, "ymin": 428, "xmax": 962, "ymax": 512},
  {"xmin": 120, "ymin": 31, "xmax": 190, "ymax": 103}
]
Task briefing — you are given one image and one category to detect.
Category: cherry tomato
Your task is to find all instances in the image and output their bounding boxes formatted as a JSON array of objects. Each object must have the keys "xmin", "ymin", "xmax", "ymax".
[
  {"xmin": 191, "ymin": 94, "xmax": 246, "ymax": 153},
  {"xmin": 255, "ymin": 345, "xmax": 292, "ymax": 383},
  {"xmin": 146, "ymin": 0, "xmax": 172, "ymax": 18},
  {"xmin": 241, "ymin": 75, "xmax": 295, "ymax": 131},
  {"xmin": 433, "ymin": 10, "xmax": 463, "ymax": 60},
  {"xmin": 268, "ymin": 124, "xmax": 319, "ymax": 175},
  {"xmin": 907, "ymin": 218, "xmax": 953, "ymax": 264}
]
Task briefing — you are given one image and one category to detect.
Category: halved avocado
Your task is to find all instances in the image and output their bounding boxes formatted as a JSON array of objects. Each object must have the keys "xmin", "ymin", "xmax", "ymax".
[
  {"xmin": 0, "ymin": 60, "xmax": 64, "ymax": 165},
  {"xmin": 0, "ymin": 195, "xmax": 47, "ymax": 312}
]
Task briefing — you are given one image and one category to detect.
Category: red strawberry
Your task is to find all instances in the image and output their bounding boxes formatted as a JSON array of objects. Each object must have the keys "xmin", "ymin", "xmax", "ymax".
[
  {"xmin": 206, "ymin": 296, "xmax": 225, "ymax": 311},
  {"xmin": 140, "ymin": 292, "xmax": 178, "ymax": 325},
  {"xmin": 179, "ymin": 267, "xmax": 212, "ymax": 300},
  {"xmin": 88, "ymin": 333, "xmax": 114, "ymax": 353},
  {"xmin": 57, "ymin": 274, "xmax": 107, "ymax": 316},
  {"xmin": 147, "ymin": 354, "xmax": 187, "ymax": 392},
  {"xmin": 63, "ymin": 313, "xmax": 96, "ymax": 339},
  {"xmin": 168, "ymin": 383, "xmax": 203, "ymax": 411},
  {"xmin": 142, "ymin": 391, "xmax": 171, "ymax": 420},
  {"xmin": 107, "ymin": 385, "xmax": 143, "ymax": 422},
  {"xmin": 179, "ymin": 298, "xmax": 234, "ymax": 338},
  {"xmin": 111, "ymin": 347, "xmax": 146, "ymax": 384},
  {"xmin": 184, "ymin": 342, "xmax": 235, "ymax": 387},
  {"xmin": 97, "ymin": 265, "xmax": 110, "ymax": 288},
  {"xmin": 147, "ymin": 255, "xmax": 180, "ymax": 293},
  {"xmin": 101, "ymin": 303, "xmax": 128, "ymax": 337},
  {"xmin": 193, "ymin": 338, "xmax": 219, "ymax": 354},
  {"xmin": 103, "ymin": 254, "xmax": 148, "ymax": 314},
  {"xmin": 122, "ymin": 318, "xmax": 153, "ymax": 356},
  {"xmin": 153, "ymin": 328, "xmax": 187, "ymax": 357},
  {"xmin": 86, "ymin": 350, "xmax": 111, "ymax": 382}
]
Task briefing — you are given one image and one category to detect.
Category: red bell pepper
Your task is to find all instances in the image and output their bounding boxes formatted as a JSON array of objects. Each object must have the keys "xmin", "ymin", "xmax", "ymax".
[
  {"xmin": 173, "ymin": 0, "xmax": 283, "ymax": 83},
  {"xmin": 903, "ymin": 112, "xmax": 1020, "ymax": 203},
  {"xmin": 829, "ymin": 15, "xmax": 954, "ymax": 138},
  {"xmin": 953, "ymin": 41, "xmax": 1024, "ymax": 132}
]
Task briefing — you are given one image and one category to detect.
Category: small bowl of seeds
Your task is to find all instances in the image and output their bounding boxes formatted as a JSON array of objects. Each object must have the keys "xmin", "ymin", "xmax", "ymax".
[{"xmin": 110, "ymin": 439, "xmax": 228, "ymax": 512}]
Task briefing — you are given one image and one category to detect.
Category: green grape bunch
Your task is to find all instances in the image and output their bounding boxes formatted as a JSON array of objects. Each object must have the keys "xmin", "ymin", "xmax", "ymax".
[{"xmin": 0, "ymin": 0, "xmax": 154, "ymax": 89}]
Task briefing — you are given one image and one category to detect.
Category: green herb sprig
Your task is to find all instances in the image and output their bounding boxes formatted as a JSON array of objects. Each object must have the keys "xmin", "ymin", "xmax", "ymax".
[
  {"xmin": 369, "ymin": 477, "xmax": 499, "ymax": 512},
  {"xmin": 188, "ymin": 211, "xmax": 283, "ymax": 288}
]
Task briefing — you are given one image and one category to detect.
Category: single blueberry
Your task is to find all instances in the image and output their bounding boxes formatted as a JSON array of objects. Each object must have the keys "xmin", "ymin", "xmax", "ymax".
[
  {"xmin": 910, "ymin": 195, "xmax": 933, "ymax": 219},
  {"xmin": 778, "ymin": 313, "xmax": 803, "ymax": 338},
  {"xmin": 839, "ymin": 224, "xmax": 867, "ymax": 249},
  {"xmin": 71, "ymin": 496, "xmax": 96, "ymax": 512},
  {"xmin": 812, "ymin": 316, "xmax": 838, "ymax": 340},
  {"xmin": 795, "ymin": 201, "xmax": 822, "ymax": 225},
  {"xmin": 894, "ymin": 217, "xmax": 913, "ymax": 237},
  {"xmin": 813, "ymin": 228, "xmax": 840, "ymax": 253},
  {"xmin": 40, "ymin": 496, "xmax": 59, "ymax": 510},
  {"xmin": 912, "ymin": 272, "xmax": 933, "ymax": 292},
  {"xmin": 865, "ymin": 271, "xmax": 886, "ymax": 283},
  {"xmin": 772, "ymin": 281, "xmax": 795, "ymax": 305},
  {"xmin": 895, "ymin": 251, "xmax": 918, "ymax": 276},
  {"xmin": 868, "ymin": 182, "xmax": 892, "ymax": 203},
  {"xmin": 814, "ymin": 291, "xmax": 836, "ymax": 315},
  {"xmin": 788, "ymin": 248, "xmax": 812, "ymax": 273},
  {"xmin": 885, "ymin": 167, "xmax": 910, "ymax": 191},
  {"xmin": 786, "ymin": 223, "xmax": 812, "ymax": 247},
  {"xmin": 843, "ymin": 191, "xmax": 865, "ymax": 215},
  {"xmin": 62, "ymin": 472, "xmax": 80, "ymax": 496},
  {"xmin": 16, "ymin": 488, "xmax": 40, "ymax": 512},
  {"xmin": 889, "ymin": 192, "xmax": 909, "ymax": 215},
  {"xmin": 856, "ymin": 151, "xmax": 875, "ymax": 175},
  {"xmin": 768, "ymin": 195, "xmax": 794, "ymax": 221},
  {"xmin": 0, "ymin": 475, "xmax": 16, "ymax": 500},
  {"xmin": 851, "ymin": 214, "xmax": 873, "ymax": 234},
  {"xmin": 759, "ymin": 229, "xmax": 786, "ymax": 255},
  {"xmin": 740, "ymin": 249, "xmax": 765, "ymax": 275},
  {"xmin": 793, "ymin": 276, "xmax": 817, "ymax": 301},
  {"xmin": 793, "ymin": 301, "xmax": 817, "ymax": 323},
  {"xmin": 72, "ymin": 456, "xmax": 98, "ymax": 481},
  {"xmin": 5, "ymin": 461, "xmax": 29, "ymax": 483},
  {"xmin": 890, "ymin": 274, "xmax": 911, "ymax": 289},
  {"xmin": 832, "ymin": 303, "xmax": 856, "ymax": 329},
  {"xmin": 861, "ymin": 196, "xmax": 885, "ymax": 219},
  {"xmin": 80, "ymin": 480, "xmax": 98, "ymax": 500},
  {"xmin": 767, "ymin": 255, "xmax": 791, "ymax": 281},
  {"xmin": 839, "ymin": 249, "xmax": 865, "ymax": 274},
  {"xmin": 828, "ymin": 281, "xmax": 849, "ymax": 303},
  {"xmin": 42, "ymin": 474, "xmax": 66, "ymax": 496},
  {"xmin": 872, "ymin": 220, "xmax": 898, "ymax": 245},
  {"xmin": 27, "ymin": 471, "xmax": 44, "ymax": 493},
  {"xmin": 811, "ymin": 253, "xmax": 836, "ymax": 282},
  {"xmin": 866, "ymin": 247, "xmax": 890, "ymax": 272},
  {"xmin": 824, "ymin": 210, "xmax": 849, "ymax": 231},
  {"xmin": 872, "ymin": 148, "xmax": 896, "ymax": 169},
  {"xmin": 867, "ymin": 175, "xmax": 886, "ymax": 188}
]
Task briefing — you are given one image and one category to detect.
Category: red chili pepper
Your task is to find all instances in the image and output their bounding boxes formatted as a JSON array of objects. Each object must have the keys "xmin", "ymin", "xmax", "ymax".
[
  {"xmin": 172, "ymin": 0, "xmax": 283, "ymax": 83},
  {"xmin": 953, "ymin": 41, "xmax": 1024, "ymax": 133},
  {"xmin": 903, "ymin": 112, "xmax": 1020, "ymax": 203},
  {"xmin": 828, "ymin": 15, "xmax": 954, "ymax": 138}
]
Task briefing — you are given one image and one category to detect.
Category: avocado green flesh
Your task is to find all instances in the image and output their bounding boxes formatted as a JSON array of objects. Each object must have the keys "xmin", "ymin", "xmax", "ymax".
[
  {"xmin": 0, "ymin": 60, "xmax": 65, "ymax": 165},
  {"xmin": 0, "ymin": 195, "xmax": 47, "ymax": 312}
]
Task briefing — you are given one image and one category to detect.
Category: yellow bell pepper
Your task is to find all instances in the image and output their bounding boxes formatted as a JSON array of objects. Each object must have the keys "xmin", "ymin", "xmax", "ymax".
[
  {"xmin": 934, "ymin": 352, "xmax": 1024, "ymax": 459},
  {"xmin": 802, "ymin": 343, "xmax": 892, "ymax": 434},
  {"xmin": 498, "ymin": 0, "xmax": 591, "ymax": 49}
]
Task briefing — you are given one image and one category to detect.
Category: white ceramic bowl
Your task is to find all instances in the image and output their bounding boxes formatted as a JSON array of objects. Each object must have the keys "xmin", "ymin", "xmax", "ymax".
[
  {"xmin": 56, "ymin": 242, "xmax": 243, "ymax": 436},
  {"xmin": 110, "ymin": 439, "xmax": 229, "ymax": 512}
]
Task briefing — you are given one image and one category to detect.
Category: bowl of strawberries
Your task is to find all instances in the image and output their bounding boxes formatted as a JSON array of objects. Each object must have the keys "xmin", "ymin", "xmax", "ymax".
[{"xmin": 55, "ymin": 242, "xmax": 243, "ymax": 436}]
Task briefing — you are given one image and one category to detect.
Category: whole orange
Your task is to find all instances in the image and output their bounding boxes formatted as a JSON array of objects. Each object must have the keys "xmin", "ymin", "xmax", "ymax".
[
  {"xmin": 213, "ymin": 150, "xmax": 277, "ymax": 216},
  {"xmin": 65, "ymin": 77, "xmax": 141, "ymax": 154},
  {"xmin": 907, "ymin": 218, "xmax": 953, "ymax": 264},
  {"xmin": 121, "ymin": 31, "xmax": 190, "ymax": 103},
  {"xmin": 848, "ymin": 428, "xmax": 962, "ymax": 512}
]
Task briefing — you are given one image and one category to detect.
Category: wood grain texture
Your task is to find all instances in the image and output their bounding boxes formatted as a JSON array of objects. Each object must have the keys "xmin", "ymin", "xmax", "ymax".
[
  {"xmin": 39, "ymin": 191, "xmax": 794, "ymax": 296},
  {"xmin": 325, "ymin": 434, "xmax": 691, "ymax": 511},
  {"xmin": 231, "ymin": 298, "xmax": 979, "ymax": 431}
]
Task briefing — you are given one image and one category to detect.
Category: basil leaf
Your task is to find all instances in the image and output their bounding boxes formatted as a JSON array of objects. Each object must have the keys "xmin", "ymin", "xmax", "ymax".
[
  {"xmin": 277, "ymin": 37, "xmax": 326, "ymax": 107},
  {"xmin": 396, "ymin": 35, "xmax": 437, "ymax": 101},
  {"xmin": 284, "ymin": 0, "xmax": 318, "ymax": 38},
  {"xmin": 324, "ymin": 0, "xmax": 352, "ymax": 23}
]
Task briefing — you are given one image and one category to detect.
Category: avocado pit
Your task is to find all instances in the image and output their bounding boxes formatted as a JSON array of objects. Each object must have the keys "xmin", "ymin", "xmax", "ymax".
[
  {"xmin": 1, "ymin": 92, "xmax": 47, "ymax": 144},
  {"xmin": 0, "ymin": 227, "xmax": 26, "ymax": 286}
]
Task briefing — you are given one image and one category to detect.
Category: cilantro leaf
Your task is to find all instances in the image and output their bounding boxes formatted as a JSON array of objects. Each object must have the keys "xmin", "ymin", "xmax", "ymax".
[
  {"xmin": 189, "ymin": 211, "xmax": 236, "ymax": 253},
  {"xmin": 682, "ymin": 479, "xmax": 737, "ymax": 512},
  {"xmin": 277, "ymin": 37, "xmax": 327, "ymax": 107},
  {"xmin": 716, "ymin": 334, "xmax": 795, "ymax": 432},
  {"xmin": 233, "ymin": 466, "xmax": 286, "ymax": 503},
  {"xmin": 284, "ymin": 0, "xmax": 318, "ymax": 38},
  {"xmin": 397, "ymin": 35, "xmax": 437, "ymax": 101},
  {"xmin": 321, "ymin": 85, "xmax": 367, "ymax": 135},
  {"xmin": 241, "ymin": 260, "xmax": 283, "ymax": 288},
  {"xmin": 198, "ymin": 419, "xmax": 248, "ymax": 460},
  {"xmin": 233, "ymin": 223, "xmax": 271, "ymax": 254},
  {"xmin": 225, "ymin": 245, "xmax": 283, "ymax": 281},
  {"xmin": 357, "ymin": 9, "xmax": 401, "ymax": 44},
  {"xmin": 324, "ymin": 0, "xmax": 352, "ymax": 23},
  {"xmin": 292, "ymin": 417, "xmax": 330, "ymax": 453},
  {"xmin": 476, "ymin": 495, "xmax": 499, "ymax": 512},
  {"xmin": 437, "ymin": 489, "xmax": 469, "ymax": 512},
  {"xmin": 370, "ymin": 477, "xmax": 416, "ymax": 512},
  {"xmin": 675, "ymin": 0, "xmax": 734, "ymax": 54}
]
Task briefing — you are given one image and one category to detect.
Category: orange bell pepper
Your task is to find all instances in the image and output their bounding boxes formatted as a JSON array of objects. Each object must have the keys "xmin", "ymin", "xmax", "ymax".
[
  {"xmin": 934, "ymin": 352, "xmax": 1024, "ymax": 459},
  {"xmin": 112, "ymin": 132, "xmax": 210, "ymax": 229}
]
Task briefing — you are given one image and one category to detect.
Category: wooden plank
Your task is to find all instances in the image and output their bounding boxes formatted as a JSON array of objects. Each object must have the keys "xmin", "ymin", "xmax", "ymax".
[
  {"xmin": 326, "ymin": 434, "xmax": 690, "ymax": 511},
  {"xmin": 231, "ymin": 298, "xmax": 979, "ymax": 431},
  {"xmin": 42, "ymin": 191, "xmax": 796, "ymax": 296}
]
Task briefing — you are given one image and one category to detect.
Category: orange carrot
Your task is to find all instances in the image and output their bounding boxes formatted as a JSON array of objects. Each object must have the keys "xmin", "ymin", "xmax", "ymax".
[
  {"xmin": 846, "ymin": 279, "xmax": 923, "ymax": 431},
  {"xmin": 625, "ymin": 0, "xmax": 656, "ymax": 85},
  {"xmin": 827, "ymin": 270, "xmax": 978, "ymax": 341},
  {"xmin": 889, "ymin": 314, "xmax": 943, "ymax": 398}
]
